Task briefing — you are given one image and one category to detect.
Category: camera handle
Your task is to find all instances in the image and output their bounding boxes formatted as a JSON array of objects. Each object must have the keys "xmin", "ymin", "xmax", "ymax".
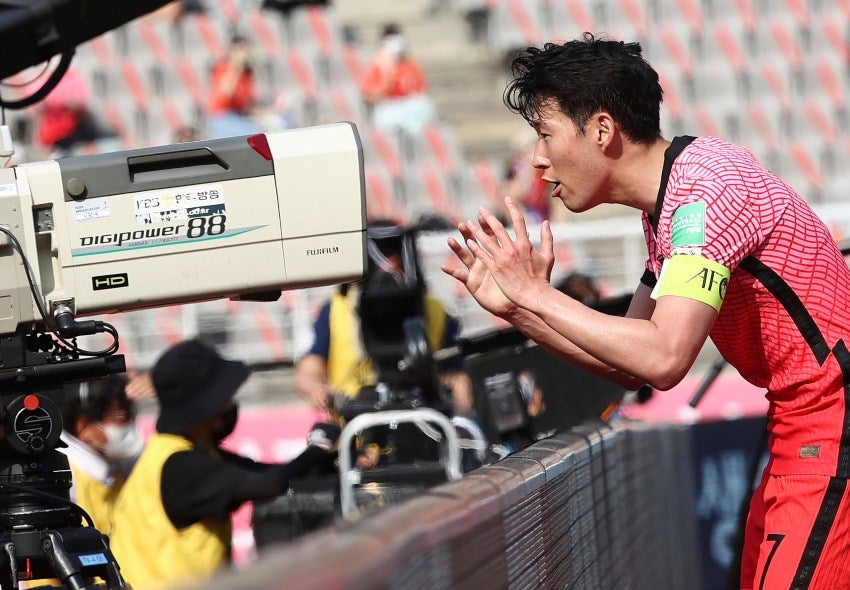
[{"xmin": 337, "ymin": 408, "xmax": 462, "ymax": 519}]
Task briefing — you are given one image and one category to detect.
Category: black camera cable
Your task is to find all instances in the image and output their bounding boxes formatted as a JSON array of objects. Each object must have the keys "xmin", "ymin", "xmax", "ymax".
[
  {"xmin": 0, "ymin": 479, "xmax": 95, "ymax": 529},
  {"xmin": 0, "ymin": 226, "xmax": 119, "ymax": 357}
]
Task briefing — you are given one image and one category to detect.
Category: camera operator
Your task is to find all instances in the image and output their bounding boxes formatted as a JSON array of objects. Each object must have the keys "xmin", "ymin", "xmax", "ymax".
[
  {"xmin": 108, "ymin": 339, "xmax": 339, "ymax": 590},
  {"xmin": 294, "ymin": 220, "xmax": 474, "ymax": 469},
  {"xmin": 59, "ymin": 374, "xmax": 143, "ymax": 535}
]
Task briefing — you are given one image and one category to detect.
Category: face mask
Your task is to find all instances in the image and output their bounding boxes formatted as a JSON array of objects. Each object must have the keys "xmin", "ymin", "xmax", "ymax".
[
  {"xmin": 100, "ymin": 424, "xmax": 144, "ymax": 460},
  {"xmin": 212, "ymin": 405, "xmax": 239, "ymax": 443},
  {"xmin": 382, "ymin": 34, "xmax": 405, "ymax": 60}
]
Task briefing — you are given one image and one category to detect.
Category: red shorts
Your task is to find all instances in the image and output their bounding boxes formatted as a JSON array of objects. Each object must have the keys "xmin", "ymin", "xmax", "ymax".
[{"xmin": 741, "ymin": 473, "xmax": 850, "ymax": 590}]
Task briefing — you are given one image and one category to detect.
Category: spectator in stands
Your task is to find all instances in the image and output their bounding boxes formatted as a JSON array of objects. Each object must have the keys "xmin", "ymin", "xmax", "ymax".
[
  {"xmin": 32, "ymin": 66, "xmax": 116, "ymax": 157},
  {"xmin": 60, "ymin": 374, "xmax": 143, "ymax": 534},
  {"xmin": 206, "ymin": 33, "xmax": 296, "ymax": 138},
  {"xmin": 360, "ymin": 23, "xmax": 436, "ymax": 136},
  {"xmin": 294, "ymin": 220, "xmax": 473, "ymax": 469},
  {"xmin": 443, "ymin": 33, "xmax": 850, "ymax": 590},
  {"xmin": 206, "ymin": 34, "xmax": 263, "ymax": 139},
  {"xmin": 109, "ymin": 339, "xmax": 338, "ymax": 590}
]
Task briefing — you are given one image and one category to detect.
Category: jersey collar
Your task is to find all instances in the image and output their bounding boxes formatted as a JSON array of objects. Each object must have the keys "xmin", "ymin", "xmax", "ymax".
[{"xmin": 649, "ymin": 135, "xmax": 697, "ymax": 234}]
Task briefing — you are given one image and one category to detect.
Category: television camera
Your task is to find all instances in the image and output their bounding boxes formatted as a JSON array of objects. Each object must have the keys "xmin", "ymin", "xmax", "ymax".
[{"xmin": 0, "ymin": 122, "xmax": 367, "ymax": 587}]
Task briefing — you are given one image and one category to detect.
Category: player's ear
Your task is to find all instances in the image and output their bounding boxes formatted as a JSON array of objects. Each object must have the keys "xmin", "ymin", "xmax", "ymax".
[{"xmin": 594, "ymin": 112, "xmax": 615, "ymax": 146}]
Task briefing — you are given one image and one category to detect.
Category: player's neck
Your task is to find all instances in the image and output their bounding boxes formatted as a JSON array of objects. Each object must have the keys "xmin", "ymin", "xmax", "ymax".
[{"xmin": 610, "ymin": 137, "xmax": 671, "ymax": 214}]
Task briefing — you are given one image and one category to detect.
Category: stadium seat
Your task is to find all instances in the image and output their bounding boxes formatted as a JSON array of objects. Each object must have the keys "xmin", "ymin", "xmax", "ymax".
[
  {"xmin": 365, "ymin": 166, "xmax": 407, "ymax": 222},
  {"xmin": 486, "ymin": 0, "xmax": 544, "ymax": 58},
  {"xmin": 613, "ymin": 0, "xmax": 651, "ymax": 40},
  {"xmin": 673, "ymin": 0, "xmax": 704, "ymax": 40}
]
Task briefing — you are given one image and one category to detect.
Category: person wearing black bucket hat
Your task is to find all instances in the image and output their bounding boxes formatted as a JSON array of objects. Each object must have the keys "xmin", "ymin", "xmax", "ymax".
[{"xmin": 109, "ymin": 339, "xmax": 339, "ymax": 590}]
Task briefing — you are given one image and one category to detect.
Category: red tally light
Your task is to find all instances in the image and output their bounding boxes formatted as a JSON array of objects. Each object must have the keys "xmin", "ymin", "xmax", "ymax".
[
  {"xmin": 247, "ymin": 134, "xmax": 272, "ymax": 161},
  {"xmin": 23, "ymin": 394, "xmax": 39, "ymax": 411}
]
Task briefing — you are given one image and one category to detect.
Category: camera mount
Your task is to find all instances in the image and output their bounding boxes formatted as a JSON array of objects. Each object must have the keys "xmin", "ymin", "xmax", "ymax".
[{"xmin": 0, "ymin": 330, "xmax": 127, "ymax": 588}]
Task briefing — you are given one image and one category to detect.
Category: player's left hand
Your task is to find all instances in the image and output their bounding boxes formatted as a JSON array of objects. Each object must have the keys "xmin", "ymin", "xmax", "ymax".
[{"xmin": 465, "ymin": 197, "xmax": 554, "ymax": 312}]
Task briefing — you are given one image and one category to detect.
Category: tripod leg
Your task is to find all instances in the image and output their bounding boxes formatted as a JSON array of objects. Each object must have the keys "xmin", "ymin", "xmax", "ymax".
[
  {"xmin": 2, "ymin": 542, "xmax": 19, "ymax": 590},
  {"xmin": 41, "ymin": 532, "xmax": 88, "ymax": 590}
]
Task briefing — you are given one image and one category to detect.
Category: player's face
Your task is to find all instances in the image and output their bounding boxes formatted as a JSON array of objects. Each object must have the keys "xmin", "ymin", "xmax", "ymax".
[{"xmin": 530, "ymin": 99, "xmax": 609, "ymax": 213}]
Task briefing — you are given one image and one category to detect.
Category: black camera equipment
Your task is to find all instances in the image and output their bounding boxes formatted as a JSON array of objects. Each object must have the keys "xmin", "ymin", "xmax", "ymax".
[
  {"xmin": 0, "ymin": 331, "xmax": 127, "ymax": 589},
  {"xmin": 253, "ymin": 226, "xmax": 460, "ymax": 546},
  {"xmin": 0, "ymin": 223, "xmax": 127, "ymax": 587},
  {"xmin": 337, "ymin": 222, "xmax": 450, "ymax": 422}
]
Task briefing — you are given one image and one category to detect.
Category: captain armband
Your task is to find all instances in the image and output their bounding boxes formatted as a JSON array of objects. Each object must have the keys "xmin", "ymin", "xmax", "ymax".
[{"xmin": 650, "ymin": 254, "xmax": 730, "ymax": 311}]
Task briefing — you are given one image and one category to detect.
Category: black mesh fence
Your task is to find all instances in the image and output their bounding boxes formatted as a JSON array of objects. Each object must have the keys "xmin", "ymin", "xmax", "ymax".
[{"xmin": 204, "ymin": 420, "xmax": 701, "ymax": 590}]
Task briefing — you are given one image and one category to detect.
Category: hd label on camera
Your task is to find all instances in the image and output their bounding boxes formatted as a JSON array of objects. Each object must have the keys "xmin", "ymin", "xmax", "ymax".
[{"xmin": 92, "ymin": 273, "xmax": 129, "ymax": 290}]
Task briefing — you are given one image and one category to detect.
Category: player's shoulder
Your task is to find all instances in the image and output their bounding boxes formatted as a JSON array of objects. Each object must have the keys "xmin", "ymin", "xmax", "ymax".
[{"xmin": 666, "ymin": 136, "xmax": 759, "ymax": 204}]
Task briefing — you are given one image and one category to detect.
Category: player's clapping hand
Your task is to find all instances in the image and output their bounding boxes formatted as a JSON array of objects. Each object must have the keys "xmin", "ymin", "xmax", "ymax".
[{"xmin": 449, "ymin": 197, "xmax": 555, "ymax": 313}]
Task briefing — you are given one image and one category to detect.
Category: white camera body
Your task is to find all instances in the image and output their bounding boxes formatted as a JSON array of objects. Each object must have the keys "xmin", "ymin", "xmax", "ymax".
[{"xmin": 0, "ymin": 122, "xmax": 367, "ymax": 335}]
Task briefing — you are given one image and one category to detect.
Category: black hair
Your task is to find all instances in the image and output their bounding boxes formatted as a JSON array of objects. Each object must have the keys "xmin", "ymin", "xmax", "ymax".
[
  {"xmin": 503, "ymin": 32, "xmax": 663, "ymax": 145},
  {"xmin": 381, "ymin": 22, "xmax": 401, "ymax": 38},
  {"xmin": 62, "ymin": 374, "xmax": 134, "ymax": 436}
]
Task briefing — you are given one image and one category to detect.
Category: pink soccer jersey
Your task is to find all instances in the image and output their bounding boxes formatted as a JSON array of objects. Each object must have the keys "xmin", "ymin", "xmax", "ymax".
[{"xmin": 642, "ymin": 136, "xmax": 850, "ymax": 477}]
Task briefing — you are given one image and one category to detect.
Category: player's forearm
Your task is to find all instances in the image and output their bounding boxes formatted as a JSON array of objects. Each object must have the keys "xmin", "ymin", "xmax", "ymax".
[
  {"xmin": 503, "ymin": 306, "xmax": 646, "ymax": 390},
  {"xmin": 520, "ymin": 286, "xmax": 699, "ymax": 390}
]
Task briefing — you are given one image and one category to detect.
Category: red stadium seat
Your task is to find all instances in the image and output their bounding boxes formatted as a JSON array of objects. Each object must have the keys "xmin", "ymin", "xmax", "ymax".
[
  {"xmin": 192, "ymin": 13, "xmax": 225, "ymax": 62},
  {"xmin": 306, "ymin": 5, "xmax": 336, "ymax": 58},
  {"xmin": 783, "ymin": 0, "xmax": 811, "ymax": 29},
  {"xmin": 758, "ymin": 61, "xmax": 792, "ymax": 110},
  {"xmin": 657, "ymin": 71, "xmax": 685, "ymax": 121},
  {"xmin": 365, "ymin": 167, "xmax": 407, "ymax": 223},
  {"xmin": 286, "ymin": 49, "xmax": 319, "ymax": 102},
  {"xmin": 659, "ymin": 27, "xmax": 695, "ymax": 79},
  {"xmin": 249, "ymin": 11, "xmax": 284, "ymax": 58},
  {"xmin": 421, "ymin": 163, "xmax": 463, "ymax": 224},
  {"xmin": 733, "ymin": 0, "xmax": 758, "ymax": 32},
  {"xmin": 746, "ymin": 103, "xmax": 780, "ymax": 152},
  {"xmin": 821, "ymin": 18, "xmax": 850, "ymax": 63},
  {"xmin": 120, "ymin": 60, "xmax": 151, "ymax": 114},
  {"xmin": 472, "ymin": 160, "xmax": 503, "ymax": 207},
  {"xmin": 673, "ymin": 0, "xmax": 704, "ymax": 38},
  {"xmin": 694, "ymin": 107, "xmax": 722, "ymax": 138},
  {"xmin": 617, "ymin": 0, "xmax": 650, "ymax": 38},
  {"xmin": 506, "ymin": 0, "xmax": 543, "ymax": 46},
  {"xmin": 813, "ymin": 57, "xmax": 847, "ymax": 112},
  {"xmin": 174, "ymin": 56, "xmax": 208, "ymax": 111},
  {"xmin": 565, "ymin": 0, "xmax": 595, "ymax": 34},
  {"xmin": 423, "ymin": 123, "xmax": 458, "ymax": 175},
  {"xmin": 768, "ymin": 19, "xmax": 803, "ymax": 72},
  {"xmin": 803, "ymin": 99, "xmax": 839, "ymax": 145},
  {"xmin": 789, "ymin": 141, "xmax": 823, "ymax": 190},
  {"xmin": 369, "ymin": 128, "xmax": 404, "ymax": 178},
  {"xmin": 713, "ymin": 23, "xmax": 746, "ymax": 74}
]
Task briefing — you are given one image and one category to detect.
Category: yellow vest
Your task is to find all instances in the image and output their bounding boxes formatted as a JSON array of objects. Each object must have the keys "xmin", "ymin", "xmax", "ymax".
[
  {"xmin": 69, "ymin": 463, "xmax": 123, "ymax": 534},
  {"xmin": 326, "ymin": 291, "xmax": 448, "ymax": 397},
  {"xmin": 109, "ymin": 433, "xmax": 230, "ymax": 590}
]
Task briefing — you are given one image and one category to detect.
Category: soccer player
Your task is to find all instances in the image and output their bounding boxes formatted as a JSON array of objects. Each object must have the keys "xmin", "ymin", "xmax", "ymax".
[{"xmin": 443, "ymin": 34, "xmax": 850, "ymax": 589}]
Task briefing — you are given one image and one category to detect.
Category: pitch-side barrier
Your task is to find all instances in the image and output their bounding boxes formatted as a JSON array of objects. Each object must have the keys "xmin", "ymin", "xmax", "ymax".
[{"xmin": 200, "ymin": 419, "xmax": 701, "ymax": 590}]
